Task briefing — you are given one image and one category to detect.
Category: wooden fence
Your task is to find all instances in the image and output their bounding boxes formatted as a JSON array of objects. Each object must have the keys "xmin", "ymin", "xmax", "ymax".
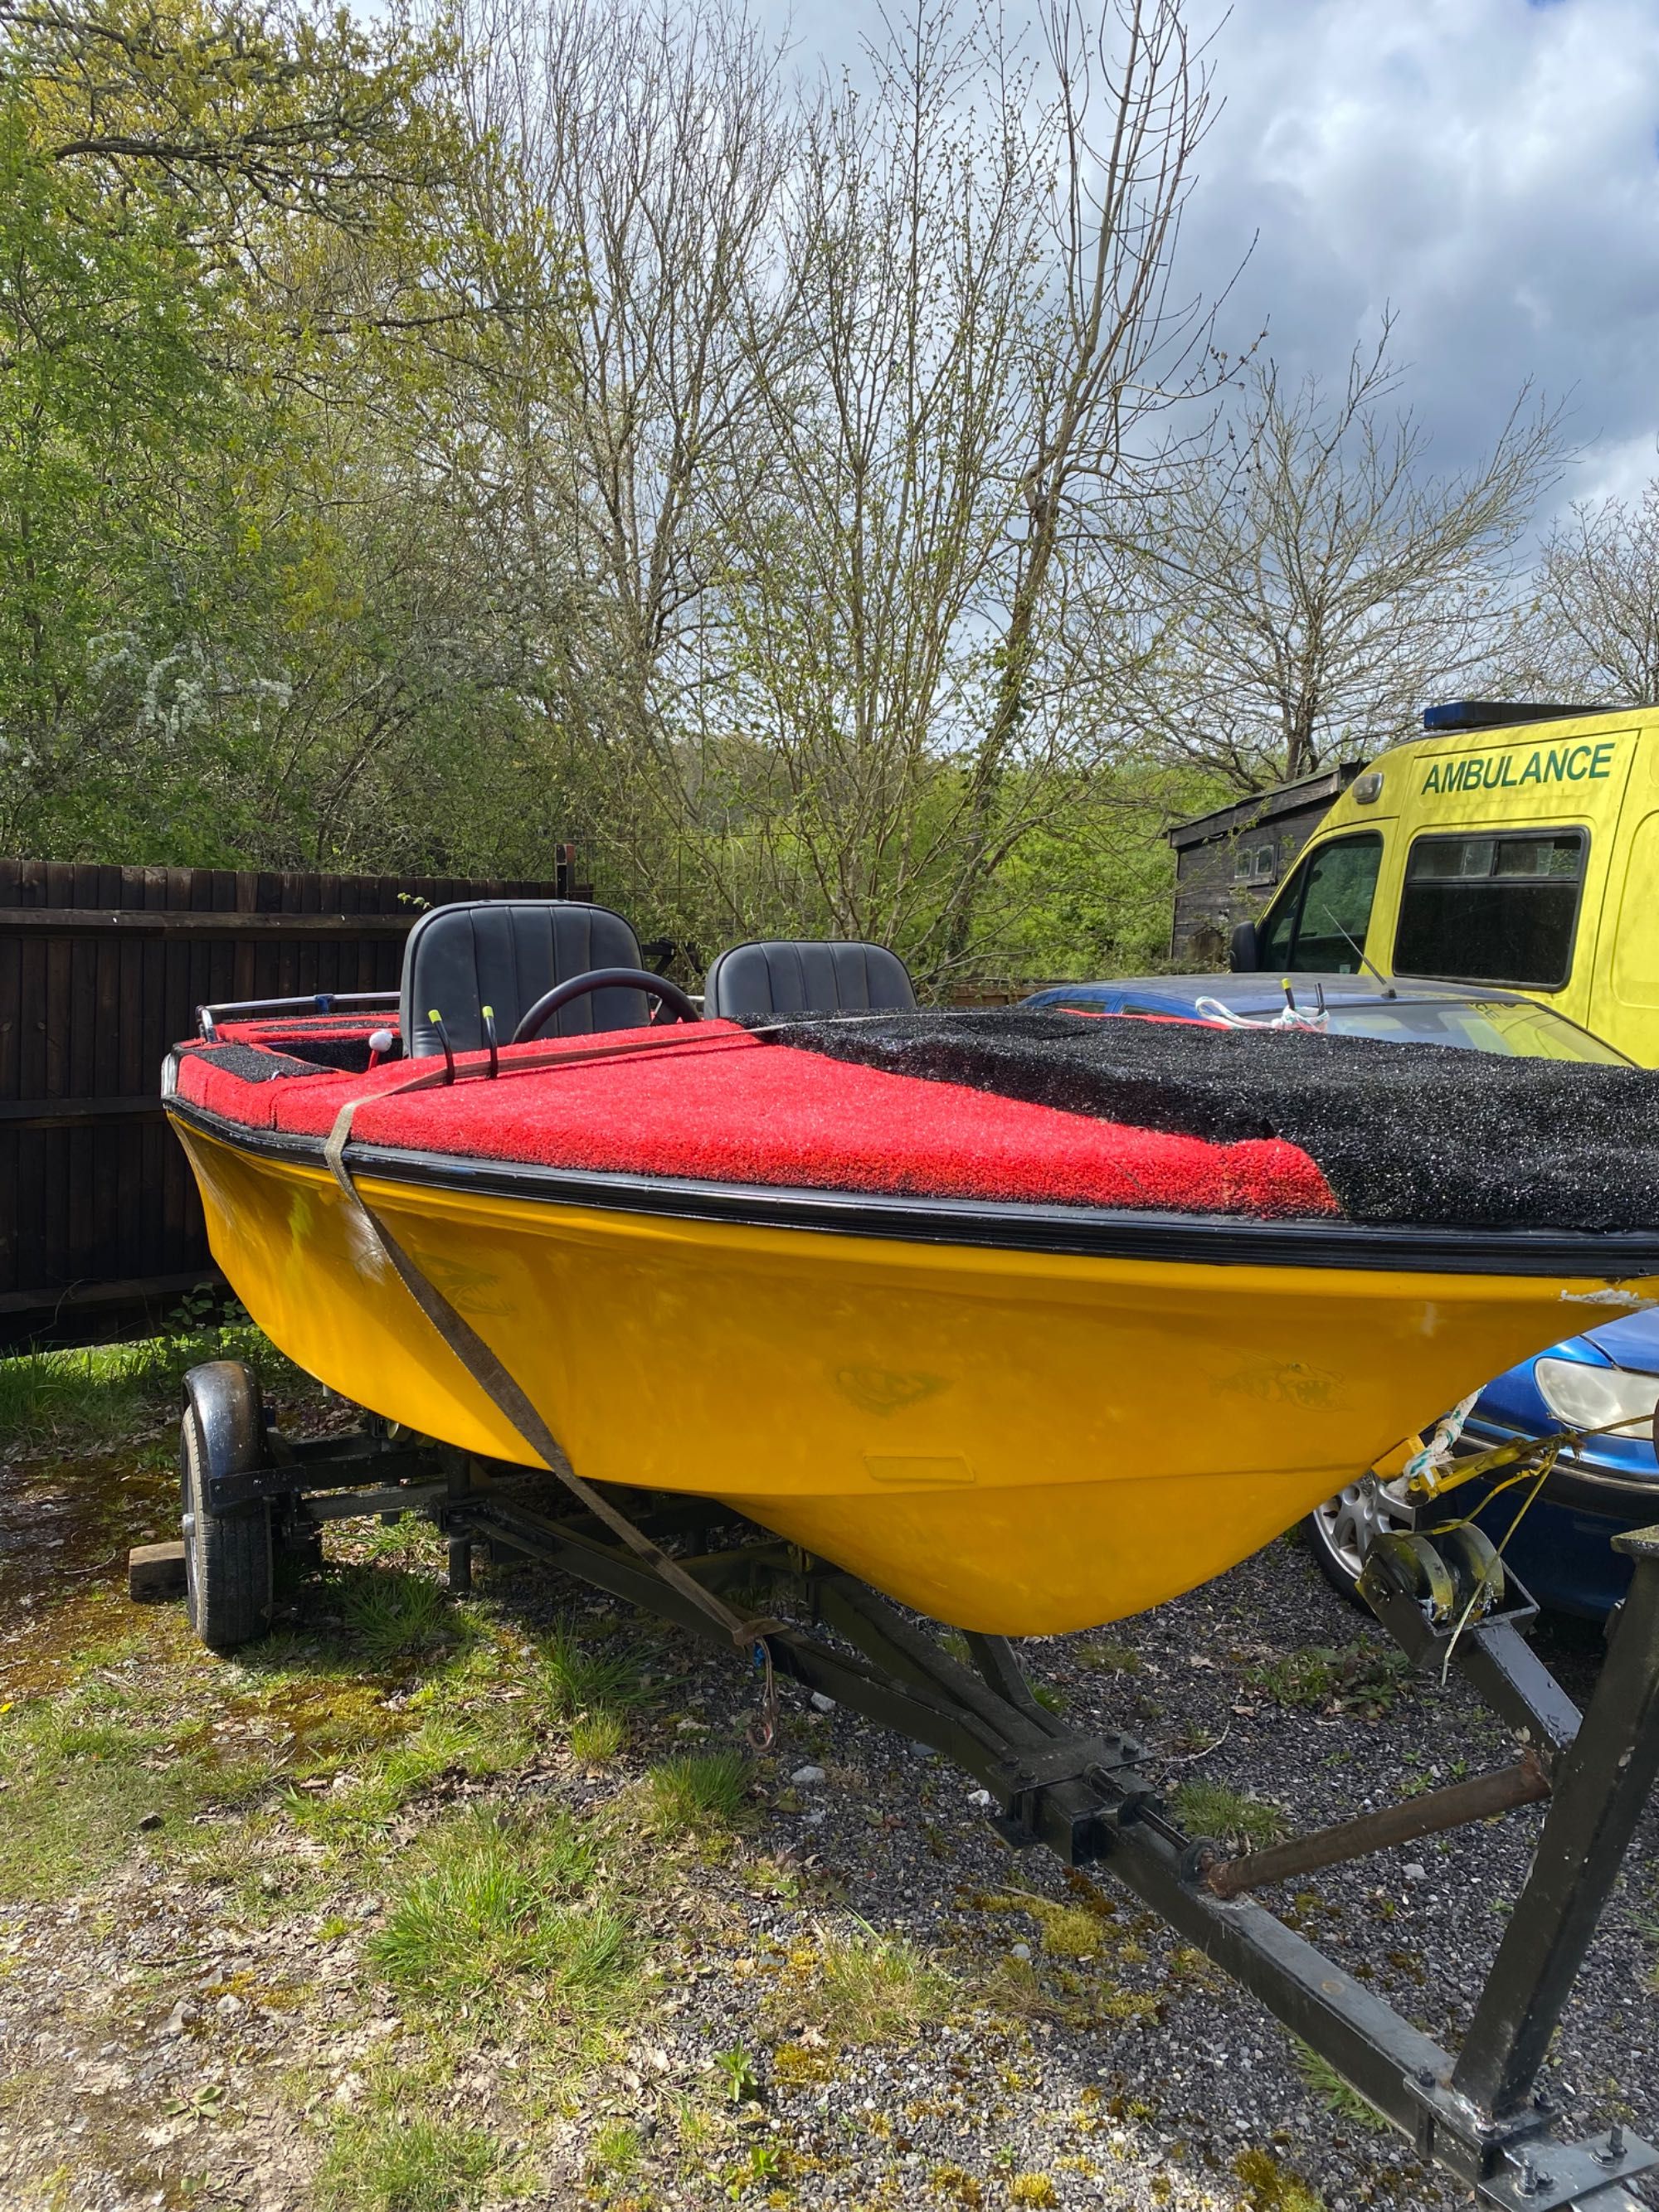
[{"xmin": 0, "ymin": 858, "xmax": 575, "ymax": 1347}]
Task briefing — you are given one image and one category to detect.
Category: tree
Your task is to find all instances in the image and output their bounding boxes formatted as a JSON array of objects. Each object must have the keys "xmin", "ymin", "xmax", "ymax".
[
  {"xmin": 448, "ymin": 0, "xmax": 804, "ymax": 934},
  {"xmin": 1125, "ymin": 324, "xmax": 1564, "ymax": 795},
  {"xmin": 932, "ymin": 0, "xmax": 1221, "ymax": 968},
  {"xmin": 440, "ymin": 0, "xmax": 1234, "ymax": 980},
  {"xmin": 4, "ymin": 0, "xmax": 460, "ymax": 249},
  {"xmin": 0, "ymin": 0, "xmax": 581, "ymax": 866},
  {"xmin": 0, "ymin": 61, "xmax": 231, "ymax": 850},
  {"xmin": 1529, "ymin": 476, "xmax": 1659, "ymax": 707},
  {"xmin": 1, "ymin": 0, "xmax": 1587, "ymax": 999},
  {"xmin": 702, "ymin": 0, "xmax": 1042, "ymax": 960}
]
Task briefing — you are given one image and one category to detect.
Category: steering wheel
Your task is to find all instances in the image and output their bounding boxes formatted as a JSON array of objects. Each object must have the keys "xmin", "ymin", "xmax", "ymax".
[{"xmin": 510, "ymin": 967, "xmax": 701, "ymax": 1045}]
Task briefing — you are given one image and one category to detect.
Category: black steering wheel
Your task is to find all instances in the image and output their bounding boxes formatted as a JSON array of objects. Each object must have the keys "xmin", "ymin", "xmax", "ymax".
[{"xmin": 510, "ymin": 966, "xmax": 701, "ymax": 1045}]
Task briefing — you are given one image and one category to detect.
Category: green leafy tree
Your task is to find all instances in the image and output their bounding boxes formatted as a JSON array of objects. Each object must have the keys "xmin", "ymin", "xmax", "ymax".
[{"xmin": 0, "ymin": 0, "xmax": 578, "ymax": 863}]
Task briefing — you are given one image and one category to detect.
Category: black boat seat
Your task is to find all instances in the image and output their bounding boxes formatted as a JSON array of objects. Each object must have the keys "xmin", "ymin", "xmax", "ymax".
[
  {"xmin": 400, "ymin": 901, "xmax": 649, "ymax": 1057},
  {"xmin": 703, "ymin": 939, "xmax": 917, "ymax": 1020}
]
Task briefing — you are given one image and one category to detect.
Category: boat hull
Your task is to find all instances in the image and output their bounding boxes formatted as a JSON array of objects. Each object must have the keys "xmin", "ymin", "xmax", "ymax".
[{"xmin": 171, "ymin": 1112, "xmax": 1656, "ymax": 1633}]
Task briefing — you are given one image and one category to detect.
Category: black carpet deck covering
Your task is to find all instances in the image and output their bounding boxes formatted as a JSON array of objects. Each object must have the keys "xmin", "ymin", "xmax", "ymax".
[{"xmin": 751, "ymin": 1009, "xmax": 1659, "ymax": 1232}]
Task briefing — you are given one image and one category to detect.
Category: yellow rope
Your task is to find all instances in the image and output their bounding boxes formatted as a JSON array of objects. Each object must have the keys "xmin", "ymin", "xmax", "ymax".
[
  {"xmin": 1399, "ymin": 1412, "xmax": 1642, "ymax": 1676},
  {"xmin": 1407, "ymin": 1413, "xmax": 1644, "ymax": 1504},
  {"xmin": 1436, "ymin": 1451, "xmax": 1559, "ymax": 1683}
]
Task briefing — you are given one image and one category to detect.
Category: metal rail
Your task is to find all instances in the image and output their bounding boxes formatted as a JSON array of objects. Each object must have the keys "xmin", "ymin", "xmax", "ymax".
[
  {"xmin": 1203, "ymin": 1751, "xmax": 1552, "ymax": 1899},
  {"xmin": 195, "ymin": 989, "xmax": 397, "ymax": 1042}
]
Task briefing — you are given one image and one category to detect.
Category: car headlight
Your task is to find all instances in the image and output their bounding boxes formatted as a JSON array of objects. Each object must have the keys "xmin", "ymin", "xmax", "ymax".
[{"xmin": 1533, "ymin": 1357, "xmax": 1659, "ymax": 1437}]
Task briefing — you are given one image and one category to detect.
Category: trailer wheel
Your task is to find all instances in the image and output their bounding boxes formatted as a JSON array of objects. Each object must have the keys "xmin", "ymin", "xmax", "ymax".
[{"xmin": 180, "ymin": 1361, "xmax": 274, "ymax": 1652}]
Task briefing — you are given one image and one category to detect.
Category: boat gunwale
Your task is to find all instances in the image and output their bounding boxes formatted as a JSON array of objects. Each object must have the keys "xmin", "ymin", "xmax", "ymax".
[{"xmin": 162, "ymin": 1085, "xmax": 1659, "ymax": 1281}]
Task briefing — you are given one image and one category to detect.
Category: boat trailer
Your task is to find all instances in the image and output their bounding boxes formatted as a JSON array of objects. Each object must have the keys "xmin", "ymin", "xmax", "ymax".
[{"xmin": 153, "ymin": 1359, "xmax": 1659, "ymax": 2211}]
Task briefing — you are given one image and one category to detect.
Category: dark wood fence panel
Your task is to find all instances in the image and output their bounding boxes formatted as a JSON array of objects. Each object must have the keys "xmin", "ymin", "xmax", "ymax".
[{"xmin": 0, "ymin": 858, "xmax": 572, "ymax": 1345}]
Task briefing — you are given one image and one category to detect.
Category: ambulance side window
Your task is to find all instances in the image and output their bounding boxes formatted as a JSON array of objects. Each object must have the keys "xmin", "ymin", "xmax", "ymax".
[
  {"xmin": 1394, "ymin": 830, "xmax": 1587, "ymax": 989},
  {"xmin": 1257, "ymin": 834, "xmax": 1384, "ymax": 973}
]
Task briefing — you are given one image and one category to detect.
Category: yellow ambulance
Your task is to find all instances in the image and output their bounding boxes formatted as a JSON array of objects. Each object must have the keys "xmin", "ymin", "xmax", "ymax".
[{"xmin": 1231, "ymin": 701, "xmax": 1659, "ymax": 1063}]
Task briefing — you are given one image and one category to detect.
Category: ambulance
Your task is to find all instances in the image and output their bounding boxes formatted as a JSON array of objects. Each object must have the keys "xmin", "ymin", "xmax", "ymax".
[{"xmin": 1230, "ymin": 701, "xmax": 1659, "ymax": 1064}]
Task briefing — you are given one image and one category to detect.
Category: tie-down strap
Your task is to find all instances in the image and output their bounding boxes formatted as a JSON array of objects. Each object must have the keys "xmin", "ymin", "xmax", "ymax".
[{"xmin": 323, "ymin": 1096, "xmax": 776, "ymax": 1655}]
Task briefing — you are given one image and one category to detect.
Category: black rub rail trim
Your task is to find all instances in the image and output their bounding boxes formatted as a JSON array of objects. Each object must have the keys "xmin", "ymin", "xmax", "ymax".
[{"xmin": 162, "ymin": 1096, "xmax": 1659, "ymax": 1279}]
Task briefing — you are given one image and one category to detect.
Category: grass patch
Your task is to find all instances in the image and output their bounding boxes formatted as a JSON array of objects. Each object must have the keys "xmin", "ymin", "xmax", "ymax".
[
  {"xmin": 1244, "ymin": 1643, "xmax": 1412, "ymax": 1718},
  {"xmin": 1291, "ymin": 2040, "xmax": 1389, "ymax": 2132},
  {"xmin": 1169, "ymin": 1778, "xmax": 1289, "ymax": 1851},
  {"xmin": 0, "ymin": 1684, "xmax": 281, "ymax": 1903},
  {"xmin": 569, "ymin": 1709, "xmax": 627, "ymax": 1764},
  {"xmin": 0, "ymin": 1297, "xmax": 304, "ymax": 1460},
  {"xmin": 356, "ymin": 1514, "xmax": 447, "ymax": 1568},
  {"xmin": 0, "ymin": 1344, "xmax": 158, "ymax": 1457},
  {"xmin": 287, "ymin": 1715, "xmax": 490, "ymax": 1839},
  {"xmin": 316, "ymin": 2100, "xmax": 501, "ymax": 2212},
  {"xmin": 981, "ymin": 1954, "xmax": 1072, "ymax": 2022},
  {"xmin": 537, "ymin": 1615, "xmax": 645, "ymax": 1721},
  {"xmin": 781, "ymin": 1928, "xmax": 951, "ymax": 2046},
  {"xmin": 981, "ymin": 1952, "xmax": 1156, "ymax": 2029},
  {"xmin": 645, "ymin": 1750, "xmax": 750, "ymax": 1837},
  {"xmin": 370, "ymin": 1806, "xmax": 630, "ymax": 2037},
  {"xmin": 278, "ymin": 1641, "xmax": 538, "ymax": 1840},
  {"xmin": 337, "ymin": 1566, "xmax": 461, "ymax": 1668},
  {"xmin": 1075, "ymin": 1639, "xmax": 1142, "ymax": 1675},
  {"xmin": 667, "ymin": 2091, "xmax": 725, "ymax": 2161},
  {"xmin": 584, "ymin": 2117, "xmax": 643, "ymax": 2200}
]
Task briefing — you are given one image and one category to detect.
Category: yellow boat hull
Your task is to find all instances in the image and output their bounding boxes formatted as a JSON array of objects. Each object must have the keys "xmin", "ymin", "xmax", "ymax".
[{"xmin": 171, "ymin": 1115, "xmax": 1652, "ymax": 1634}]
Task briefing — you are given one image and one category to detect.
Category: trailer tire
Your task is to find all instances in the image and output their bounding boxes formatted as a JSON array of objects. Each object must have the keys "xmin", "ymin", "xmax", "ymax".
[{"xmin": 180, "ymin": 1362, "xmax": 274, "ymax": 1652}]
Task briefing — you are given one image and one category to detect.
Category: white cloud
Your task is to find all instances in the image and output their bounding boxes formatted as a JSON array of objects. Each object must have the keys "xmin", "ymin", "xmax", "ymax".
[{"xmin": 1165, "ymin": 0, "xmax": 1659, "ymax": 521}]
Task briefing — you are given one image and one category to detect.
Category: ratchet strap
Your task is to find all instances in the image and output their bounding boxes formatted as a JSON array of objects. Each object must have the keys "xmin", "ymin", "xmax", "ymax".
[{"xmin": 323, "ymin": 1096, "xmax": 780, "ymax": 1672}]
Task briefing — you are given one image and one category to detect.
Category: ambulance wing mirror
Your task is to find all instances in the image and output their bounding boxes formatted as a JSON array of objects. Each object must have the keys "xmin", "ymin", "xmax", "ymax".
[{"xmin": 1229, "ymin": 920, "xmax": 1261, "ymax": 972}]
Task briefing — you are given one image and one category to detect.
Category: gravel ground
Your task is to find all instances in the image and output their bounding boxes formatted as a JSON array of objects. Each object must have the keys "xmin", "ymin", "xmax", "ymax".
[{"xmin": 1, "ymin": 1428, "xmax": 1656, "ymax": 2212}]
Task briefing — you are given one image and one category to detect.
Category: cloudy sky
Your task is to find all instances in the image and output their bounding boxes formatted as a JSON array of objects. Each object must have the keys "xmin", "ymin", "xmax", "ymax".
[{"xmin": 791, "ymin": 0, "xmax": 1659, "ymax": 527}]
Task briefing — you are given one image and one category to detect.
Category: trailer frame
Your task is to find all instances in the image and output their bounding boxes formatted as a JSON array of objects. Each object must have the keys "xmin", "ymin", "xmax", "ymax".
[{"xmin": 156, "ymin": 1360, "xmax": 1659, "ymax": 2212}]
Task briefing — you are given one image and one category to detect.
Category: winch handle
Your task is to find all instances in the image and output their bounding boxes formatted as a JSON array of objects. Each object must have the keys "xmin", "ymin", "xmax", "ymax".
[{"xmin": 511, "ymin": 967, "xmax": 701, "ymax": 1044}]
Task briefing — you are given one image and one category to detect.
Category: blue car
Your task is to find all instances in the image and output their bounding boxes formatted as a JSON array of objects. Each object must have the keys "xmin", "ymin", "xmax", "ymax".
[
  {"xmin": 1305, "ymin": 1310, "xmax": 1659, "ymax": 1620},
  {"xmin": 1022, "ymin": 971, "xmax": 1632, "ymax": 1063},
  {"xmin": 1024, "ymin": 972, "xmax": 1657, "ymax": 1616}
]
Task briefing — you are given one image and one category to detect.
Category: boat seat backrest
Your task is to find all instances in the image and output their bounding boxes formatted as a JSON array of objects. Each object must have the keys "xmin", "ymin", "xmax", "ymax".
[
  {"xmin": 401, "ymin": 901, "xmax": 648, "ymax": 1057},
  {"xmin": 703, "ymin": 939, "xmax": 917, "ymax": 1020}
]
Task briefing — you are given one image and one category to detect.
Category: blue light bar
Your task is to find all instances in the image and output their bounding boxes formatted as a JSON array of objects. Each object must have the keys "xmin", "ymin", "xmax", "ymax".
[{"xmin": 1423, "ymin": 701, "xmax": 1598, "ymax": 733}]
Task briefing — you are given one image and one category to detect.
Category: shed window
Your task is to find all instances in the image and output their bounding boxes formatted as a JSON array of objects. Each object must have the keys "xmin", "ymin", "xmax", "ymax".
[
  {"xmin": 1394, "ymin": 830, "xmax": 1586, "ymax": 990},
  {"xmin": 1232, "ymin": 839, "xmax": 1278, "ymax": 884}
]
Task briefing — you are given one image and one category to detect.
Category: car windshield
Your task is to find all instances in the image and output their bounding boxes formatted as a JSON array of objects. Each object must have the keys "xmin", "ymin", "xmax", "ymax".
[
  {"xmin": 1318, "ymin": 998, "xmax": 1629, "ymax": 1063},
  {"xmin": 1035, "ymin": 990, "xmax": 1631, "ymax": 1064}
]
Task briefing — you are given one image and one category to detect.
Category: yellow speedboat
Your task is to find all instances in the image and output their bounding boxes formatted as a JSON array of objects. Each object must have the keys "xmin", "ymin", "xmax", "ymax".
[{"xmin": 163, "ymin": 913, "xmax": 1659, "ymax": 1635}]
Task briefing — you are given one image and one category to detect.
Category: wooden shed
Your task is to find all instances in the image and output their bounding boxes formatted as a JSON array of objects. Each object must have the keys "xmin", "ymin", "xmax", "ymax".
[{"xmin": 1165, "ymin": 763, "xmax": 1365, "ymax": 966}]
